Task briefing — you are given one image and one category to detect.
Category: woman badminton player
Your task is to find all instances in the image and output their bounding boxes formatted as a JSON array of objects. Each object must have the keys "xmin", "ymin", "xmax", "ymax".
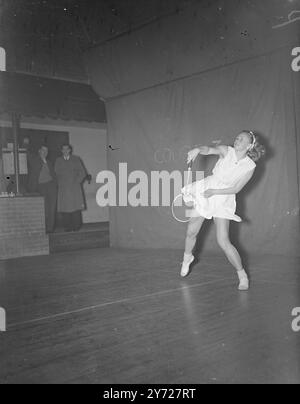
[{"xmin": 181, "ymin": 131, "xmax": 266, "ymax": 290}]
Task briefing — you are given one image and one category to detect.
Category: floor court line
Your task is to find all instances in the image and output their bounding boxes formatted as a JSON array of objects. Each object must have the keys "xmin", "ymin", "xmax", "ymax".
[
  {"xmin": 8, "ymin": 277, "xmax": 231, "ymax": 329},
  {"xmin": 7, "ymin": 277, "xmax": 293, "ymax": 330}
]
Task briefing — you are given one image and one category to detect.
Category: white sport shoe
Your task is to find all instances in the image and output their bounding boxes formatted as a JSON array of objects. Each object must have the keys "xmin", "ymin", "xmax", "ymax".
[
  {"xmin": 238, "ymin": 271, "xmax": 249, "ymax": 291},
  {"xmin": 180, "ymin": 255, "xmax": 194, "ymax": 278}
]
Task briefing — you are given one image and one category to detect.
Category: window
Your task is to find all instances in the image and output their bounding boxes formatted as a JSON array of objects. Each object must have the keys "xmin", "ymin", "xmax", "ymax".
[{"xmin": 0, "ymin": 47, "xmax": 6, "ymax": 71}]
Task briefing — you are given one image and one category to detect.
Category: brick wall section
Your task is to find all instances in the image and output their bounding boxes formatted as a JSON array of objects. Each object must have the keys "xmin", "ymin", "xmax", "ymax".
[{"xmin": 0, "ymin": 197, "xmax": 49, "ymax": 260}]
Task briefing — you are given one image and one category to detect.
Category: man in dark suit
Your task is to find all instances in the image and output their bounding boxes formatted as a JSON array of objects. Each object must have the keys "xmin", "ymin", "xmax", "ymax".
[{"xmin": 27, "ymin": 145, "xmax": 57, "ymax": 233}]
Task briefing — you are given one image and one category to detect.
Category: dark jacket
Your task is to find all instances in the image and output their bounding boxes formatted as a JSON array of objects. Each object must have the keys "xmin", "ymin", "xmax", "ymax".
[
  {"xmin": 55, "ymin": 155, "xmax": 86, "ymax": 213},
  {"xmin": 27, "ymin": 156, "xmax": 56, "ymax": 193}
]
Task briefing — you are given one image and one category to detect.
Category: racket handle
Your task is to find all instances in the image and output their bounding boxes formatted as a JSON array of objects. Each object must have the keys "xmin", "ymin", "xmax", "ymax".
[{"xmin": 186, "ymin": 166, "xmax": 192, "ymax": 185}]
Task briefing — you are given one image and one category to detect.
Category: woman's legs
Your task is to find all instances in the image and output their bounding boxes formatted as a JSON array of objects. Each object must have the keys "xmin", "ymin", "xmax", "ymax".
[
  {"xmin": 185, "ymin": 216, "xmax": 206, "ymax": 255},
  {"xmin": 181, "ymin": 216, "xmax": 205, "ymax": 277},
  {"xmin": 214, "ymin": 218, "xmax": 243, "ymax": 270},
  {"xmin": 214, "ymin": 218, "xmax": 249, "ymax": 290}
]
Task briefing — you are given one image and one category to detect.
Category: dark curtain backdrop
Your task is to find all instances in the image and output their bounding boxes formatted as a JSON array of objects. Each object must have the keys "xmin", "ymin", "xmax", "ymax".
[
  {"xmin": 101, "ymin": 49, "xmax": 300, "ymax": 256},
  {"xmin": 85, "ymin": 0, "xmax": 300, "ymax": 256}
]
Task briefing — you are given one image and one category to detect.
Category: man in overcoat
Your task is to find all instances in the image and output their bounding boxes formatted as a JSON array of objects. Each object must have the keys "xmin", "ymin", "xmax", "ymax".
[{"xmin": 55, "ymin": 144, "xmax": 87, "ymax": 232}]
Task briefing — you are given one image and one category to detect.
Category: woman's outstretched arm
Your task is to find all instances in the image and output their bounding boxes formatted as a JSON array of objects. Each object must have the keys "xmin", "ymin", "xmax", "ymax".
[{"xmin": 187, "ymin": 145, "xmax": 228, "ymax": 164}]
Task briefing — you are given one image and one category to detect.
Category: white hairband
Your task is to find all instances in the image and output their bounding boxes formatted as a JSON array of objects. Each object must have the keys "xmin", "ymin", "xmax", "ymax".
[{"xmin": 249, "ymin": 131, "xmax": 256, "ymax": 150}]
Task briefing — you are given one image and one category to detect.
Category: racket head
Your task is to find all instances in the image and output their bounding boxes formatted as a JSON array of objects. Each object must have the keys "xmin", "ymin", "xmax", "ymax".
[{"xmin": 171, "ymin": 194, "xmax": 196, "ymax": 223}]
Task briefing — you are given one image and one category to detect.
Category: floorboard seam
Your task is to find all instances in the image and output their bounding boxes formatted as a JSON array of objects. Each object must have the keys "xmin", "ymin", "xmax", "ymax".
[{"xmin": 8, "ymin": 277, "xmax": 231, "ymax": 329}]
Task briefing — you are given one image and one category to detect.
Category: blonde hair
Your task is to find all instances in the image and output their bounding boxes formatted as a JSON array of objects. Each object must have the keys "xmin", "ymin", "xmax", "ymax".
[{"xmin": 243, "ymin": 131, "xmax": 266, "ymax": 162}]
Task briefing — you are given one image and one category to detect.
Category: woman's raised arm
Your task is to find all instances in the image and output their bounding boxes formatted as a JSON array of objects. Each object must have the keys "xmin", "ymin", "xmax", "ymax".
[{"xmin": 187, "ymin": 145, "xmax": 228, "ymax": 164}]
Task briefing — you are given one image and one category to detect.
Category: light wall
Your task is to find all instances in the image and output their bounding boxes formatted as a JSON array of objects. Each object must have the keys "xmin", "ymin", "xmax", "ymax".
[{"xmin": 0, "ymin": 115, "xmax": 109, "ymax": 223}]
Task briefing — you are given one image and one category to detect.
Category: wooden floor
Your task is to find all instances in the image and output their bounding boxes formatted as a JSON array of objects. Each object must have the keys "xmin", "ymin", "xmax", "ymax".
[{"xmin": 0, "ymin": 248, "xmax": 299, "ymax": 384}]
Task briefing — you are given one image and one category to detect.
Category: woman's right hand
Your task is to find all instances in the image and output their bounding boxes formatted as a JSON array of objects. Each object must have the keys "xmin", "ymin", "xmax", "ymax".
[{"xmin": 187, "ymin": 148, "xmax": 200, "ymax": 164}]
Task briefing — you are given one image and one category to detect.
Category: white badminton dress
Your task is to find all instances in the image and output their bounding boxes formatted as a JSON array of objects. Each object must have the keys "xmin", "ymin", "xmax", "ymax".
[{"xmin": 181, "ymin": 146, "xmax": 256, "ymax": 222}]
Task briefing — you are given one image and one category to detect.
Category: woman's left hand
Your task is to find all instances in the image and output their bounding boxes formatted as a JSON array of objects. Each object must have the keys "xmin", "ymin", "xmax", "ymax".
[{"xmin": 203, "ymin": 189, "xmax": 216, "ymax": 198}]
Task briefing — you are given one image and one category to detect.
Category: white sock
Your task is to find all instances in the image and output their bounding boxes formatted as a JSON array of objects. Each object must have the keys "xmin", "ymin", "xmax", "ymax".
[{"xmin": 237, "ymin": 269, "xmax": 248, "ymax": 280}]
